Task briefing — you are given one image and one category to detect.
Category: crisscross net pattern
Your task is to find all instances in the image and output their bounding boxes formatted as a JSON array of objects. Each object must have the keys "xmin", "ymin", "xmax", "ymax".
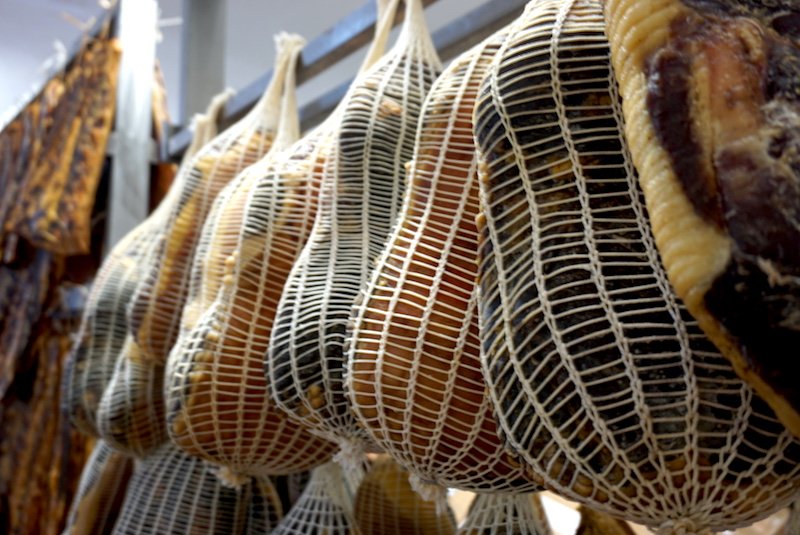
[
  {"xmin": 64, "ymin": 99, "xmax": 220, "ymax": 454},
  {"xmin": 62, "ymin": 440, "xmax": 133, "ymax": 535},
  {"xmin": 347, "ymin": 27, "xmax": 539, "ymax": 493},
  {"xmin": 92, "ymin": 35, "xmax": 305, "ymax": 460},
  {"xmin": 96, "ymin": 334, "xmax": 169, "ymax": 456},
  {"xmin": 457, "ymin": 493, "xmax": 551, "ymax": 535},
  {"xmin": 603, "ymin": 0, "xmax": 800, "ymax": 439},
  {"xmin": 180, "ymin": 90, "xmax": 231, "ymax": 170},
  {"xmin": 164, "ymin": 38, "xmax": 342, "ymax": 477},
  {"xmin": 127, "ymin": 33, "xmax": 305, "ymax": 366},
  {"xmin": 112, "ymin": 442, "xmax": 283, "ymax": 535},
  {"xmin": 353, "ymin": 456, "xmax": 456, "ymax": 535},
  {"xmin": 63, "ymin": 206, "xmax": 168, "ymax": 437},
  {"xmin": 271, "ymin": 462, "xmax": 358, "ymax": 535},
  {"xmin": 472, "ymin": 0, "xmax": 800, "ymax": 532},
  {"xmin": 244, "ymin": 477, "xmax": 287, "ymax": 535},
  {"xmin": 268, "ymin": 0, "xmax": 442, "ymax": 451}
]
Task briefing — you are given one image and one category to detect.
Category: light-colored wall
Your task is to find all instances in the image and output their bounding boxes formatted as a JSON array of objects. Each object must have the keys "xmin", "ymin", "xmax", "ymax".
[{"xmin": 1, "ymin": 0, "xmax": 488, "ymax": 127}]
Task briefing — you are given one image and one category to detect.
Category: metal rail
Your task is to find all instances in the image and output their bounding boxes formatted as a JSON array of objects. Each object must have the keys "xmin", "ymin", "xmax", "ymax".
[{"xmin": 165, "ymin": 0, "xmax": 528, "ymax": 161}]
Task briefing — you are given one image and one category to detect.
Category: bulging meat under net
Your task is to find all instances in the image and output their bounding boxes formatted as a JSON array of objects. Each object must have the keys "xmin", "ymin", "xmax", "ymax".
[
  {"xmin": 128, "ymin": 34, "xmax": 305, "ymax": 366},
  {"xmin": 347, "ymin": 28, "xmax": 538, "ymax": 493},
  {"xmin": 603, "ymin": 0, "xmax": 800, "ymax": 439},
  {"xmin": 129, "ymin": 131, "xmax": 277, "ymax": 364},
  {"xmin": 64, "ymin": 213, "xmax": 164, "ymax": 437},
  {"xmin": 107, "ymin": 34, "xmax": 312, "ymax": 470},
  {"xmin": 62, "ymin": 88, "xmax": 226, "ymax": 448},
  {"xmin": 65, "ymin": 93, "xmax": 229, "ymax": 455},
  {"xmin": 166, "ymin": 77, "xmax": 339, "ymax": 477},
  {"xmin": 473, "ymin": 0, "xmax": 800, "ymax": 532},
  {"xmin": 96, "ymin": 336, "xmax": 167, "ymax": 456},
  {"xmin": 165, "ymin": 5, "xmax": 445, "ymax": 476},
  {"xmin": 268, "ymin": 0, "xmax": 442, "ymax": 450}
]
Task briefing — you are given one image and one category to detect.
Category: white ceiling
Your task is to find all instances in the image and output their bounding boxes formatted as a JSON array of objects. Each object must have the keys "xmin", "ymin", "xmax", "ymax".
[{"xmin": 1, "ymin": 0, "xmax": 488, "ymax": 127}]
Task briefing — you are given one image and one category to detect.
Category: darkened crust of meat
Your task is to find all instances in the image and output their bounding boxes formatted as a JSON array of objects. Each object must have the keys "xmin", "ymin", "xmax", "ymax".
[{"xmin": 645, "ymin": 0, "xmax": 800, "ymax": 433}]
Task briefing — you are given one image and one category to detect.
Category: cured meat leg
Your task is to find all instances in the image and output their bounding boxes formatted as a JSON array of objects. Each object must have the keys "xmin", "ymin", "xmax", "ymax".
[
  {"xmin": 166, "ymin": 36, "xmax": 337, "ymax": 476},
  {"xmin": 347, "ymin": 26, "xmax": 538, "ymax": 492},
  {"xmin": 473, "ymin": 0, "xmax": 800, "ymax": 531},
  {"xmin": 268, "ymin": 0, "xmax": 442, "ymax": 453},
  {"xmin": 603, "ymin": 0, "xmax": 800, "ymax": 438}
]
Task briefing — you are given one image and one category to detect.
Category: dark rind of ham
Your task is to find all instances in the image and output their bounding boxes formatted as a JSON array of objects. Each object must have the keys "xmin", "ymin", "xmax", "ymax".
[
  {"xmin": 646, "ymin": 41, "xmax": 723, "ymax": 225},
  {"xmin": 705, "ymin": 255, "xmax": 800, "ymax": 418},
  {"xmin": 682, "ymin": 0, "xmax": 799, "ymax": 21},
  {"xmin": 646, "ymin": 2, "xmax": 800, "ymax": 417}
]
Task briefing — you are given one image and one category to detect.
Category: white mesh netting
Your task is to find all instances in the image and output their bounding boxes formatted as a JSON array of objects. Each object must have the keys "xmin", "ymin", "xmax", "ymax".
[
  {"xmin": 457, "ymin": 493, "xmax": 551, "ymax": 535},
  {"xmin": 62, "ymin": 91, "xmax": 226, "ymax": 441},
  {"xmin": 176, "ymin": 46, "xmax": 306, "ymax": 345},
  {"xmin": 353, "ymin": 456, "xmax": 456, "ymax": 535},
  {"xmin": 90, "ymin": 35, "xmax": 303, "ymax": 459},
  {"xmin": 162, "ymin": 0, "xmax": 410, "ymax": 479},
  {"xmin": 73, "ymin": 96, "xmax": 227, "ymax": 456},
  {"xmin": 603, "ymin": 0, "xmax": 800, "ymax": 441},
  {"xmin": 62, "ymin": 440, "xmax": 133, "ymax": 535},
  {"xmin": 112, "ymin": 442, "xmax": 283, "ymax": 535},
  {"xmin": 270, "ymin": 462, "xmax": 358, "ymax": 535},
  {"xmin": 176, "ymin": 0, "xmax": 397, "ymax": 346},
  {"xmin": 267, "ymin": 0, "xmax": 442, "ymax": 457},
  {"xmin": 95, "ymin": 335, "xmax": 168, "ymax": 456},
  {"xmin": 243, "ymin": 477, "xmax": 287, "ymax": 535},
  {"xmin": 346, "ymin": 25, "xmax": 539, "ymax": 493},
  {"xmin": 472, "ymin": 0, "xmax": 800, "ymax": 532},
  {"xmin": 127, "ymin": 33, "xmax": 305, "ymax": 367},
  {"xmin": 63, "ymin": 201, "xmax": 170, "ymax": 438}
]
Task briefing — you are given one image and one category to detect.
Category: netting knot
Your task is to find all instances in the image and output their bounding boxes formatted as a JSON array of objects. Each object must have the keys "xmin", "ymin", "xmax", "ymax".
[
  {"xmin": 333, "ymin": 438, "xmax": 367, "ymax": 491},
  {"xmin": 214, "ymin": 466, "xmax": 251, "ymax": 489},
  {"xmin": 408, "ymin": 473, "xmax": 449, "ymax": 518}
]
